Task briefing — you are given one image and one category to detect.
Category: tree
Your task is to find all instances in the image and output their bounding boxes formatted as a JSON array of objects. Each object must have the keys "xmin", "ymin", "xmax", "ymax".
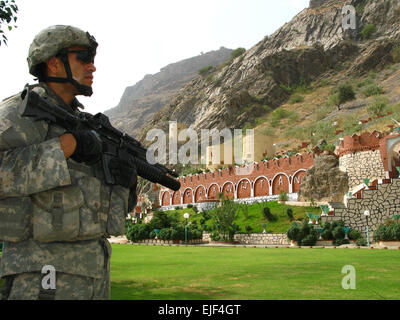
[
  {"xmin": 0, "ymin": 0, "xmax": 18, "ymax": 47},
  {"xmin": 211, "ymin": 194, "xmax": 240, "ymax": 242},
  {"xmin": 329, "ymin": 83, "xmax": 356, "ymax": 110}
]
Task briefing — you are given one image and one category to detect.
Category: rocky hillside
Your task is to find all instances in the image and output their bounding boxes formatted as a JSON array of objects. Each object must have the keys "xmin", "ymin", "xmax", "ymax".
[
  {"xmin": 137, "ymin": 0, "xmax": 400, "ymax": 144},
  {"xmin": 105, "ymin": 47, "xmax": 233, "ymax": 135}
]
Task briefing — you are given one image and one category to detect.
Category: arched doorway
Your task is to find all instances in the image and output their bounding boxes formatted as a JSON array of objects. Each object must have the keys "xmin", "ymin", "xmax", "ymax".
[
  {"xmin": 237, "ymin": 179, "xmax": 251, "ymax": 199},
  {"xmin": 222, "ymin": 182, "xmax": 235, "ymax": 199},
  {"xmin": 292, "ymin": 170, "xmax": 306, "ymax": 193},
  {"xmin": 207, "ymin": 184, "xmax": 220, "ymax": 200},
  {"xmin": 272, "ymin": 174, "xmax": 289, "ymax": 195},
  {"xmin": 172, "ymin": 191, "xmax": 181, "ymax": 205},
  {"xmin": 162, "ymin": 192, "xmax": 170, "ymax": 206},
  {"xmin": 254, "ymin": 177, "xmax": 269, "ymax": 197},
  {"xmin": 194, "ymin": 186, "xmax": 206, "ymax": 203},
  {"xmin": 183, "ymin": 188, "xmax": 193, "ymax": 204}
]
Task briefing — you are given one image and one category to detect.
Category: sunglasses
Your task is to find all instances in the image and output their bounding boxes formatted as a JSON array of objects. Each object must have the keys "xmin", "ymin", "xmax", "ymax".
[{"xmin": 67, "ymin": 50, "xmax": 96, "ymax": 64}]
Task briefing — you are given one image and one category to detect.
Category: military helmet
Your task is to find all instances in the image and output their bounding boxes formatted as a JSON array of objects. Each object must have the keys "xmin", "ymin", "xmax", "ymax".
[
  {"xmin": 28, "ymin": 25, "xmax": 97, "ymax": 77},
  {"xmin": 27, "ymin": 25, "xmax": 98, "ymax": 96}
]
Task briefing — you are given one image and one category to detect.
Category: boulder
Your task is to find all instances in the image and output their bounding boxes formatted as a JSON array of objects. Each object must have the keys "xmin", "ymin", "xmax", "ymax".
[{"xmin": 298, "ymin": 154, "xmax": 349, "ymax": 202}]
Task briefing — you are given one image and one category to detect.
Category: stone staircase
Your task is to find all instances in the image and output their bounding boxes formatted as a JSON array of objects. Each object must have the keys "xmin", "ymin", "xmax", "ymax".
[{"xmin": 321, "ymin": 178, "xmax": 400, "ymax": 237}]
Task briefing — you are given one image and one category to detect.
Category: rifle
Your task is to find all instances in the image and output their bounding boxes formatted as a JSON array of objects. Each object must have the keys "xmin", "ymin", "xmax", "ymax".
[{"xmin": 19, "ymin": 86, "xmax": 181, "ymax": 192}]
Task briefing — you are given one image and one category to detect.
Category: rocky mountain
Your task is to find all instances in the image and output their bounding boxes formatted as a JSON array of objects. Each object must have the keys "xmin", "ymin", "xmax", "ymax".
[
  {"xmin": 105, "ymin": 47, "xmax": 233, "ymax": 135},
  {"xmin": 137, "ymin": 0, "xmax": 400, "ymax": 143}
]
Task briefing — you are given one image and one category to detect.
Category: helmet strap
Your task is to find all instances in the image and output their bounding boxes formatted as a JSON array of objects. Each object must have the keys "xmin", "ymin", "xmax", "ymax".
[{"xmin": 42, "ymin": 51, "xmax": 93, "ymax": 97}]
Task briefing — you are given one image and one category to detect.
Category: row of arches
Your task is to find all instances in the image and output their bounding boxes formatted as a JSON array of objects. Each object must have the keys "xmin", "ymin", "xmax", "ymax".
[{"xmin": 161, "ymin": 170, "xmax": 307, "ymax": 207}]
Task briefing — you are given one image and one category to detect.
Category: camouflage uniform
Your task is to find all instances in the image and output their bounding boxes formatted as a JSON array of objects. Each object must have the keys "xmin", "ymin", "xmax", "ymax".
[{"xmin": 0, "ymin": 48, "xmax": 133, "ymax": 299}]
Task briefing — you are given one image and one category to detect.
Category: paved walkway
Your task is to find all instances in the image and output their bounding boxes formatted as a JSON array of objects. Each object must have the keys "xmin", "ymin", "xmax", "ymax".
[{"xmin": 108, "ymin": 236, "xmax": 400, "ymax": 250}]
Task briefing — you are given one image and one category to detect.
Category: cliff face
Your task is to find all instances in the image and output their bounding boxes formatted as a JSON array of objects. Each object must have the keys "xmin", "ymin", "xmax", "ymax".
[
  {"xmin": 137, "ymin": 0, "xmax": 400, "ymax": 142},
  {"xmin": 104, "ymin": 47, "xmax": 233, "ymax": 135}
]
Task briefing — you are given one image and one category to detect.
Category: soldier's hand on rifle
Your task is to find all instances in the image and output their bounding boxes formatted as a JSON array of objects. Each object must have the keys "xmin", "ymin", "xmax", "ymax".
[
  {"xmin": 65, "ymin": 130, "xmax": 103, "ymax": 164},
  {"xmin": 109, "ymin": 157, "xmax": 137, "ymax": 189}
]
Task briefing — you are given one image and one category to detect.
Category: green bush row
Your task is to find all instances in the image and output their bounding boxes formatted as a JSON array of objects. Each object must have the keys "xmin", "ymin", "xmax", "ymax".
[
  {"xmin": 126, "ymin": 223, "xmax": 203, "ymax": 242},
  {"xmin": 373, "ymin": 221, "xmax": 400, "ymax": 241},
  {"xmin": 287, "ymin": 220, "xmax": 366, "ymax": 246}
]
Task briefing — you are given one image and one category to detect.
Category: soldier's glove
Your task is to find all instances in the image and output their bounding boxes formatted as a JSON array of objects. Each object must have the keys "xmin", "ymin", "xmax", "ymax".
[
  {"xmin": 109, "ymin": 157, "xmax": 138, "ymax": 189},
  {"xmin": 68, "ymin": 130, "xmax": 103, "ymax": 164}
]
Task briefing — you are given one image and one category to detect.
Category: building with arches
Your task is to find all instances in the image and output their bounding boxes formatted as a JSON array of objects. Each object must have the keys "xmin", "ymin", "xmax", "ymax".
[{"xmin": 160, "ymin": 131, "xmax": 400, "ymax": 211}]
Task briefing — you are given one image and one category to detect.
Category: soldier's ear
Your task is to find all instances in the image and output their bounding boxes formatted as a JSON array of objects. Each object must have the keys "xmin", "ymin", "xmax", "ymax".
[{"xmin": 46, "ymin": 56, "xmax": 62, "ymax": 75}]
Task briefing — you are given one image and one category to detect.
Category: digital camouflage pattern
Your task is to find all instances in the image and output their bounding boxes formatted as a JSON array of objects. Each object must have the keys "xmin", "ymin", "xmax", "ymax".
[{"xmin": 0, "ymin": 83, "xmax": 132, "ymax": 300}]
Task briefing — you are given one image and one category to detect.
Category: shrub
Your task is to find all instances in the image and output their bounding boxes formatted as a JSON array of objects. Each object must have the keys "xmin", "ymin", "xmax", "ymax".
[
  {"xmin": 356, "ymin": 237, "xmax": 367, "ymax": 246},
  {"xmin": 348, "ymin": 229, "xmax": 362, "ymax": 240},
  {"xmin": 279, "ymin": 191, "xmax": 289, "ymax": 202},
  {"xmin": 271, "ymin": 108, "xmax": 290, "ymax": 120},
  {"xmin": 321, "ymin": 229, "xmax": 333, "ymax": 240},
  {"xmin": 286, "ymin": 208, "xmax": 294, "ymax": 221},
  {"xmin": 158, "ymin": 228, "xmax": 172, "ymax": 240},
  {"xmin": 287, "ymin": 224, "xmax": 300, "ymax": 241},
  {"xmin": 149, "ymin": 230, "xmax": 156, "ymax": 239},
  {"xmin": 332, "ymin": 226, "xmax": 345, "ymax": 240},
  {"xmin": 356, "ymin": 77, "xmax": 374, "ymax": 88},
  {"xmin": 213, "ymin": 78, "xmax": 222, "ymax": 86},
  {"xmin": 362, "ymin": 84, "xmax": 384, "ymax": 97},
  {"xmin": 211, "ymin": 232, "xmax": 221, "ymax": 241},
  {"xmin": 327, "ymin": 83, "xmax": 355, "ymax": 110},
  {"xmin": 374, "ymin": 222, "xmax": 400, "ymax": 241},
  {"xmin": 230, "ymin": 47, "xmax": 246, "ymax": 60},
  {"xmin": 198, "ymin": 65, "xmax": 214, "ymax": 76},
  {"xmin": 302, "ymin": 233, "xmax": 318, "ymax": 246},
  {"xmin": 289, "ymin": 94, "xmax": 304, "ymax": 104},
  {"xmin": 320, "ymin": 221, "xmax": 350, "ymax": 242},
  {"xmin": 126, "ymin": 223, "xmax": 152, "ymax": 242},
  {"xmin": 361, "ymin": 24, "xmax": 376, "ymax": 40},
  {"xmin": 287, "ymin": 221, "xmax": 318, "ymax": 246},
  {"xmin": 148, "ymin": 211, "xmax": 176, "ymax": 230},
  {"xmin": 206, "ymin": 74, "xmax": 214, "ymax": 82},
  {"xmin": 334, "ymin": 238, "xmax": 350, "ymax": 246},
  {"xmin": 280, "ymin": 83, "xmax": 292, "ymax": 94},
  {"xmin": 367, "ymin": 96, "xmax": 388, "ymax": 116},
  {"xmin": 338, "ymin": 83, "xmax": 355, "ymax": 104},
  {"xmin": 322, "ymin": 144, "xmax": 336, "ymax": 153},
  {"xmin": 263, "ymin": 207, "xmax": 277, "ymax": 222},
  {"xmin": 171, "ymin": 226, "xmax": 185, "ymax": 241},
  {"xmin": 187, "ymin": 204, "xmax": 193, "ymax": 208},
  {"xmin": 245, "ymin": 225, "xmax": 253, "ymax": 234}
]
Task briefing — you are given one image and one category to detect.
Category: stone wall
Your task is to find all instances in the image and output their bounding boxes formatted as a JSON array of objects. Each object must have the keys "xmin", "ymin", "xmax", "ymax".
[
  {"xmin": 203, "ymin": 233, "xmax": 290, "ymax": 245},
  {"xmin": 339, "ymin": 150, "xmax": 387, "ymax": 190},
  {"xmin": 323, "ymin": 178, "xmax": 400, "ymax": 238}
]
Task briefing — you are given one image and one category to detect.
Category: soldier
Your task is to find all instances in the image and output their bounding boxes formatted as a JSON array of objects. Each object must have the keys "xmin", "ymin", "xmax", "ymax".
[{"xmin": 0, "ymin": 25, "xmax": 137, "ymax": 300}]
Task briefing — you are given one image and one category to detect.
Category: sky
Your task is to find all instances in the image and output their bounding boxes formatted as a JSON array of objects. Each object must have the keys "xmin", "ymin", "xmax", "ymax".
[{"xmin": 0, "ymin": 0, "xmax": 310, "ymax": 114}]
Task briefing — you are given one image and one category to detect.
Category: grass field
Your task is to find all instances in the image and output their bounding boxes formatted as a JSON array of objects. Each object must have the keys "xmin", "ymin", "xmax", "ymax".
[{"xmin": 110, "ymin": 244, "xmax": 400, "ymax": 300}]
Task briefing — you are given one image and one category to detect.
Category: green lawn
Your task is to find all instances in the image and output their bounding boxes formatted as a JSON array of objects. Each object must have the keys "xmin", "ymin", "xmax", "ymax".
[{"xmin": 110, "ymin": 244, "xmax": 400, "ymax": 300}]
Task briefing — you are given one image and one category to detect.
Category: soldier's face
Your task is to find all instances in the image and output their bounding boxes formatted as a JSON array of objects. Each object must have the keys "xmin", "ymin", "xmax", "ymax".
[{"xmin": 67, "ymin": 45, "xmax": 97, "ymax": 89}]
